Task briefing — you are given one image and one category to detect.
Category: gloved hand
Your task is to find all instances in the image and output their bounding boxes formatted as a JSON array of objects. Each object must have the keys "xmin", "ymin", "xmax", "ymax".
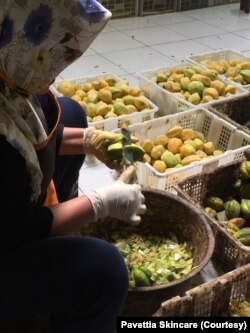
[
  {"xmin": 85, "ymin": 180, "xmax": 146, "ymax": 225},
  {"xmin": 83, "ymin": 127, "xmax": 123, "ymax": 168}
]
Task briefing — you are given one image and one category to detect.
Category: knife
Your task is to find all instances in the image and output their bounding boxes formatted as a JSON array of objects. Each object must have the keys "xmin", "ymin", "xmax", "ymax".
[{"xmin": 119, "ymin": 125, "xmax": 137, "ymax": 184}]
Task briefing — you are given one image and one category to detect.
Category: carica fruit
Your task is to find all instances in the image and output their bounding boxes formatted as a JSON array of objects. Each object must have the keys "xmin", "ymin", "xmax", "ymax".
[
  {"xmin": 224, "ymin": 200, "xmax": 241, "ymax": 219},
  {"xmin": 132, "ymin": 267, "xmax": 151, "ymax": 287},
  {"xmin": 204, "ymin": 196, "xmax": 224, "ymax": 212},
  {"xmin": 107, "ymin": 142, "xmax": 145, "ymax": 162}
]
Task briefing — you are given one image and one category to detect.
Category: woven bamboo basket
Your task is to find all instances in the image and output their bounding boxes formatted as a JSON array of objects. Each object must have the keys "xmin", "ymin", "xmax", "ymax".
[
  {"xmin": 82, "ymin": 188, "xmax": 215, "ymax": 316},
  {"xmin": 176, "ymin": 159, "xmax": 250, "ymax": 272},
  {"xmin": 154, "ymin": 263, "xmax": 250, "ymax": 317},
  {"xmin": 209, "ymin": 94, "xmax": 250, "ymax": 136}
]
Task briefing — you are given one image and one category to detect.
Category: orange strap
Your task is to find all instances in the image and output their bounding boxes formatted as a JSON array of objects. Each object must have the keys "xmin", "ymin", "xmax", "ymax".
[{"xmin": 43, "ymin": 180, "xmax": 59, "ymax": 206}]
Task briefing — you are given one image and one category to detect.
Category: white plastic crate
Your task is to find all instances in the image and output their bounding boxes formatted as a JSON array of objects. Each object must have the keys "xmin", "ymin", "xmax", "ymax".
[
  {"xmin": 125, "ymin": 108, "xmax": 250, "ymax": 191},
  {"xmin": 137, "ymin": 63, "xmax": 249, "ymax": 115},
  {"xmin": 186, "ymin": 49, "xmax": 250, "ymax": 90},
  {"xmin": 51, "ymin": 73, "xmax": 158, "ymax": 131}
]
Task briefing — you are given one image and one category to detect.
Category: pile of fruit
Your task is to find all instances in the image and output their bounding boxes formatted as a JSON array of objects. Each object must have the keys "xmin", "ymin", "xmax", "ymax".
[
  {"xmin": 199, "ymin": 59, "xmax": 250, "ymax": 86},
  {"xmin": 226, "ymin": 299, "xmax": 250, "ymax": 317},
  {"xmin": 204, "ymin": 160, "xmax": 250, "ymax": 246},
  {"xmin": 139, "ymin": 125, "xmax": 223, "ymax": 173},
  {"xmin": 56, "ymin": 75, "xmax": 152, "ymax": 122},
  {"xmin": 87, "ymin": 225, "xmax": 193, "ymax": 288},
  {"xmin": 117, "ymin": 232, "xmax": 193, "ymax": 288},
  {"xmin": 151, "ymin": 64, "xmax": 241, "ymax": 105}
]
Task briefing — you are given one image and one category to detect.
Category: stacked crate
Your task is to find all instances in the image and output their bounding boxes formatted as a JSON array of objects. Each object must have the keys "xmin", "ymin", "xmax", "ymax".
[{"xmin": 99, "ymin": 0, "xmax": 139, "ymax": 18}]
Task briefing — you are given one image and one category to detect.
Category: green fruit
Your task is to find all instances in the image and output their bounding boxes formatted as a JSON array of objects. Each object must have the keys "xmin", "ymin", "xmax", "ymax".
[
  {"xmin": 188, "ymin": 81, "xmax": 204, "ymax": 96},
  {"xmin": 204, "ymin": 207, "xmax": 217, "ymax": 219},
  {"xmin": 132, "ymin": 268, "xmax": 151, "ymax": 287},
  {"xmin": 240, "ymin": 69, "xmax": 250, "ymax": 83},
  {"xmin": 107, "ymin": 142, "xmax": 123, "ymax": 160},
  {"xmin": 161, "ymin": 151, "xmax": 178, "ymax": 168},
  {"xmin": 107, "ymin": 142, "xmax": 145, "ymax": 162},
  {"xmin": 224, "ymin": 200, "xmax": 241, "ymax": 219},
  {"xmin": 237, "ymin": 236, "xmax": 250, "ymax": 246},
  {"xmin": 240, "ymin": 161, "xmax": 250, "ymax": 179},
  {"xmin": 234, "ymin": 227, "xmax": 250, "ymax": 238},
  {"xmin": 123, "ymin": 144, "xmax": 145, "ymax": 162},
  {"xmin": 139, "ymin": 266, "xmax": 152, "ymax": 279},
  {"xmin": 204, "ymin": 196, "xmax": 224, "ymax": 212},
  {"xmin": 241, "ymin": 199, "xmax": 250, "ymax": 220}
]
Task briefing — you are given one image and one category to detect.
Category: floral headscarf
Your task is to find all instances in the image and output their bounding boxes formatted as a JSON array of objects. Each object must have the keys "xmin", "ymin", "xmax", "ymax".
[{"xmin": 0, "ymin": 0, "xmax": 111, "ymax": 201}]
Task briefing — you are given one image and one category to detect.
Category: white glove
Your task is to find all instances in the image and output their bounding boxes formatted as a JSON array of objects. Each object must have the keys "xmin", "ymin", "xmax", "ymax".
[
  {"xmin": 85, "ymin": 181, "xmax": 146, "ymax": 225},
  {"xmin": 83, "ymin": 127, "xmax": 123, "ymax": 168}
]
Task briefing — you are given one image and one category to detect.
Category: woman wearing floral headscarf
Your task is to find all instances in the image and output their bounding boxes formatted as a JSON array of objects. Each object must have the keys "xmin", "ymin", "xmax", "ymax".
[{"xmin": 0, "ymin": 1, "xmax": 146, "ymax": 332}]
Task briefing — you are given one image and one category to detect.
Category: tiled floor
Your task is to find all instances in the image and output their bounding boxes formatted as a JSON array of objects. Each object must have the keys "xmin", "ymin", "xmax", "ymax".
[{"xmin": 57, "ymin": 2, "xmax": 250, "ymax": 194}]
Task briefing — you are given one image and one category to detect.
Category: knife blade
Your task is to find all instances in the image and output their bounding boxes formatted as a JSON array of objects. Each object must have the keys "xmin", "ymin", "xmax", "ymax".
[
  {"xmin": 121, "ymin": 126, "xmax": 133, "ymax": 167},
  {"xmin": 120, "ymin": 125, "xmax": 137, "ymax": 184}
]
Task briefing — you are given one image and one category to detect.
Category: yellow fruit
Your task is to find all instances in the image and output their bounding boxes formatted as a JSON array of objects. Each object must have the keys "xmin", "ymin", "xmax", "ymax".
[
  {"xmin": 92, "ymin": 115, "xmax": 104, "ymax": 122},
  {"xmin": 193, "ymin": 138, "xmax": 204, "ymax": 151},
  {"xmin": 57, "ymin": 81, "xmax": 75, "ymax": 97},
  {"xmin": 166, "ymin": 125, "xmax": 183, "ymax": 138},
  {"xmin": 143, "ymin": 153, "xmax": 151, "ymax": 164},
  {"xmin": 180, "ymin": 77, "xmax": 191, "ymax": 90},
  {"xmin": 213, "ymin": 150, "xmax": 223, "ymax": 156},
  {"xmin": 128, "ymin": 87, "xmax": 141, "ymax": 97},
  {"xmin": 225, "ymin": 84, "xmax": 237, "ymax": 94},
  {"xmin": 202, "ymin": 95, "xmax": 213, "ymax": 103},
  {"xmin": 167, "ymin": 137, "xmax": 183, "ymax": 154},
  {"xmin": 210, "ymin": 80, "xmax": 225, "ymax": 96},
  {"xmin": 196, "ymin": 150, "xmax": 207, "ymax": 158},
  {"xmin": 98, "ymin": 89, "xmax": 113, "ymax": 103},
  {"xmin": 140, "ymin": 139, "xmax": 154, "ymax": 154},
  {"xmin": 75, "ymin": 90, "xmax": 87, "ymax": 99},
  {"xmin": 188, "ymin": 92, "xmax": 201, "ymax": 105},
  {"xmin": 91, "ymin": 80, "xmax": 103, "ymax": 91},
  {"xmin": 96, "ymin": 101, "xmax": 109, "ymax": 116},
  {"xmin": 200, "ymin": 69, "xmax": 218, "ymax": 81},
  {"xmin": 134, "ymin": 96, "xmax": 150, "ymax": 111},
  {"xmin": 184, "ymin": 139, "xmax": 197, "ymax": 150},
  {"xmin": 109, "ymin": 87, "xmax": 123, "ymax": 99},
  {"xmin": 182, "ymin": 155, "xmax": 201, "ymax": 165},
  {"xmin": 104, "ymin": 111, "xmax": 117, "ymax": 119},
  {"xmin": 123, "ymin": 95, "xmax": 135, "ymax": 105},
  {"xmin": 126, "ymin": 105, "xmax": 137, "ymax": 114},
  {"xmin": 82, "ymin": 82, "xmax": 93, "ymax": 92},
  {"xmin": 104, "ymin": 75, "xmax": 117, "ymax": 86},
  {"xmin": 193, "ymin": 131, "xmax": 205, "ymax": 142},
  {"xmin": 153, "ymin": 160, "xmax": 167, "ymax": 173},
  {"xmin": 156, "ymin": 72, "xmax": 167, "ymax": 83},
  {"xmin": 191, "ymin": 74, "xmax": 211, "ymax": 87},
  {"xmin": 150, "ymin": 145, "xmax": 165, "ymax": 160},
  {"xmin": 86, "ymin": 103, "xmax": 97, "ymax": 118},
  {"xmin": 181, "ymin": 129, "xmax": 195, "ymax": 141},
  {"xmin": 203, "ymin": 142, "xmax": 215, "ymax": 155},
  {"xmin": 71, "ymin": 94, "xmax": 81, "ymax": 102},
  {"xmin": 87, "ymin": 90, "xmax": 99, "ymax": 104},
  {"xmin": 180, "ymin": 144, "xmax": 196, "ymax": 158},
  {"xmin": 203, "ymin": 87, "xmax": 219, "ymax": 99},
  {"xmin": 153, "ymin": 135, "xmax": 169, "ymax": 147}
]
